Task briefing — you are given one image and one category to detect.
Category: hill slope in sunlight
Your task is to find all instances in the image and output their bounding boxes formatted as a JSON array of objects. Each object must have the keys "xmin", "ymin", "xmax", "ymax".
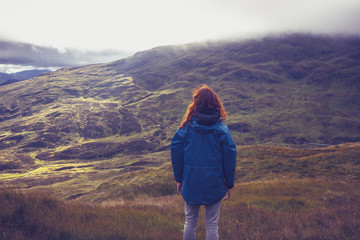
[{"xmin": 0, "ymin": 34, "xmax": 359, "ymax": 200}]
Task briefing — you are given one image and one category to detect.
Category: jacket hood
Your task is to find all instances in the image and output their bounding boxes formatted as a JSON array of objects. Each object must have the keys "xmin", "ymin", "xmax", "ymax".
[
  {"xmin": 191, "ymin": 108, "xmax": 221, "ymax": 133},
  {"xmin": 193, "ymin": 107, "xmax": 221, "ymax": 125}
]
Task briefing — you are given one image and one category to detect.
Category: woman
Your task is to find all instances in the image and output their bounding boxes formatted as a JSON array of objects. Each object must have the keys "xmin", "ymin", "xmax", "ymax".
[{"xmin": 171, "ymin": 84, "xmax": 237, "ymax": 240}]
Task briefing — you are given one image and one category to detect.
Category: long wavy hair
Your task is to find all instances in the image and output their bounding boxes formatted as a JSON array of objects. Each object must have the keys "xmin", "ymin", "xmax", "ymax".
[{"xmin": 180, "ymin": 84, "xmax": 227, "ymax": 128}]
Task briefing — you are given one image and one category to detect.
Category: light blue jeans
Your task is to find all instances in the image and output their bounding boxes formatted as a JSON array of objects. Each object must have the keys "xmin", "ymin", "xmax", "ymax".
[{"xmin": 183, "ymin": 201, "xmax": 221, "ymax": 240}]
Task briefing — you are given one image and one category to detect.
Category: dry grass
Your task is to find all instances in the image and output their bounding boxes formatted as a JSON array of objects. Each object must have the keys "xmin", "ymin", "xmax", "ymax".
[
  {"xmin": 1, "ymin": 143, "xmax": 360, "ymax": 239},
  {"xmin": 0, "ymin": 188, "xmax": 183, "ymax": 240},
  {"xmin": 1, "ymin": 175, "xmax": 360, "ymax": 240}
]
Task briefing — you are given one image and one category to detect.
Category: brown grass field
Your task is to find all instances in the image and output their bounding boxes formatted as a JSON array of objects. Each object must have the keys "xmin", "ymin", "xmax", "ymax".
[{"xmin": 1, "ymin": 143, "xmax": 360, "ymax": 239}]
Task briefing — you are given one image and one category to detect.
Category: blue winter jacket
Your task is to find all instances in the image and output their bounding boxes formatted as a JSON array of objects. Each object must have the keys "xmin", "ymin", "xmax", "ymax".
[{"xmin": 171, "ymin": 116, "xmax": 237, "ymax": 205}]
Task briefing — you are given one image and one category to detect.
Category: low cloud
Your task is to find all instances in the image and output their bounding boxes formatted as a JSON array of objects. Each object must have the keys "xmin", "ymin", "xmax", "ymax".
[{"xmin": 0, "ymin": 40, "xmax": 133, "ymax": 73}]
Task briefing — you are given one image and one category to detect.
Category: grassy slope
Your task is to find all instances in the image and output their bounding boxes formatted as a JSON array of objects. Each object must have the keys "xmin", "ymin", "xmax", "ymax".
[
  {"xmin": 0, "ymin": 64, "xmax": 180, "ymax": 197},
  {"xmin": 0, "ymin": 34, "xmax": 360, "ymax": 238}
]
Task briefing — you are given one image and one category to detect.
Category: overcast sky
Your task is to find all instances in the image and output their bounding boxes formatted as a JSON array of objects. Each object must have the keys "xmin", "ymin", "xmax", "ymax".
[{"xmin": 1, "ymin": 0, "xmax": 360, "ymax": 72}]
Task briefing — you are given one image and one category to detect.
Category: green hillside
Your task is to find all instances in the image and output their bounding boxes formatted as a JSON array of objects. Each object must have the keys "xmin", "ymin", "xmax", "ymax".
[
  {"xmin": 0, "ymin": 34, "xmax": 360, "ymax": 239},
  {"xmin": 0, "ymin": 34, "xmax": 359, "ymax": 200}
]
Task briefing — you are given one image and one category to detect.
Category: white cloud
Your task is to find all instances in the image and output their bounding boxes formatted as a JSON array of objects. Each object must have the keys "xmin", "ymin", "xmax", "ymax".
[
  {"xmin": 0, "ymin": 0, "xmax": 359, "ymax": 52},
  {"xmin": 0, "ymin": 40, "xmax": 132, "ymax": 70},
  {"xmin": 0, "ymin": 64, "xmax": 58, "ymax": 74}
]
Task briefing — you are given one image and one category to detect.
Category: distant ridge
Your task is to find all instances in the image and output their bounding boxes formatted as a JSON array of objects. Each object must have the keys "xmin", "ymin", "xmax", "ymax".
[{"xmin": 0, "ymin": 69, "xmax": 50, "ymax": 85}]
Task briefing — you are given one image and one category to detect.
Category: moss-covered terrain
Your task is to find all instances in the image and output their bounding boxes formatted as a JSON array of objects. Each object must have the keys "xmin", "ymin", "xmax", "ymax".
[{"xmin": 0, "ymin": 34, "xmax": 359, "ymax": 201}]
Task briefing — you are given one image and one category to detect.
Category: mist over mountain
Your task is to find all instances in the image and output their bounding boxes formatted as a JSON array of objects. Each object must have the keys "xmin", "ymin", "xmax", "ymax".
[
  {"xmin": 0, "ymin": 34, "xmax": 359, "ymax": 200},
  {"xmin": 0, "ymin": 39, "xmax": 132, "ymax": 73}
]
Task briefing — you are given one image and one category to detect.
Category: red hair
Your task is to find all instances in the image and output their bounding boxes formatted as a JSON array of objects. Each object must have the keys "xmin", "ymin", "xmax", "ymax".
[{"xmin": 180, "ymin": 84, "xmax": 227, "ymax": 128}]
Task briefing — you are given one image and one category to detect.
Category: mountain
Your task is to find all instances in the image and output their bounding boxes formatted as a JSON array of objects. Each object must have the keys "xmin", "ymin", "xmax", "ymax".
[
  {"xmin": 0, "ymin": 69, "xmax": 50, "ymax": 85},
  {"xmin": 0, "ymin": 72, "xmax": 14, "ymax": 84},
  {"xmin": 0, "ymin": 33, "xmax": 360, "ymax": 200}
]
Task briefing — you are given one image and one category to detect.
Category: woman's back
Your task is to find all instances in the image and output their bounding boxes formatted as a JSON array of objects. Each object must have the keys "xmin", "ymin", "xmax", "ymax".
[
  {"xmin": 170, "ymin": 84, "xmax": 237, "ymax": 240},
  {"xmin": 171, "ymin": 85, "xmax": 236, "ymax": 205}
]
